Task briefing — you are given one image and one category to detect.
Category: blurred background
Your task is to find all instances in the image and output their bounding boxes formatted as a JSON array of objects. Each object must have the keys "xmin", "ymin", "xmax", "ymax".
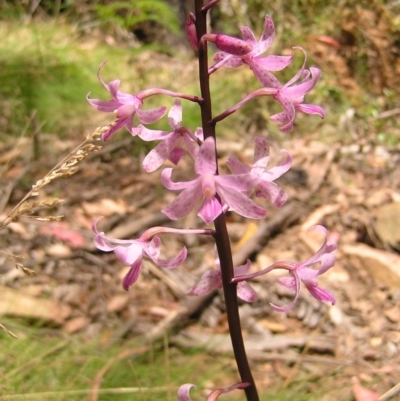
[{"xmin": 0, "ymin": 1, "xmax": 399, "ymax": 400}]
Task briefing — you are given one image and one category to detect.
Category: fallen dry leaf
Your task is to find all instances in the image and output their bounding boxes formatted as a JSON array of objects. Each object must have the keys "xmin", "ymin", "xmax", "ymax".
[{"xmin": 0, "ymin": 286, "xmax": 71, "ymax": 324}]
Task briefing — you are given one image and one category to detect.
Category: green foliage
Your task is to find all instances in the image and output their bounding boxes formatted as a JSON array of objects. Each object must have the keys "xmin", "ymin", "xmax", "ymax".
[
  {"xmin": 0, "ymin": 319, "xmax": 328, "ymax": 401},
  {"xmin": 95, "ymin": 0, "xmax": 180, "ymax": 34}
]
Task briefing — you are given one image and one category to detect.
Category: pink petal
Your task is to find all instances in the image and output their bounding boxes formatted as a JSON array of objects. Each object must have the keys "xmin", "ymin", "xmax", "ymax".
[
  {"xmin": 317, "ymin": 253, "xmax": 336, "ymax": 276},
  {"xmin": 216, "ymin": 172, "xmax": 259, "ymax": 192},
  {"xmin": 226, "ymin": 156, "xmax": 250, "ymax": 174},
  {"xmin": 213, "ymin": 52, "xmax": 244, "ymax": 68},
  {"xmin": 86, "ymin": 96, "xmax": 121, "ymax": 112},
  {"xmin": 304, "ymin": 280, "xmax": 336, "ymax": 303},
  {"xmin": 161, "ymin": 168, "xmax": 198, "ymax": 191},
  {"xmin": 102, "ymin": 118, "xmax": 129, "ymax": 141},
  {"xmin": 258, "ymin": 15, "xmax": 275, "ymax": 53},
  {"xmin": 144, "ymin": 235, "xmax": 161, "ymax": 260},
  {"xmin": 143, "ymin": 141, "xmax": 171, "ymax": 172},
  {"xmin": 253, "ymin": 136, "xmax": 270, "ymax": 168},
  {"xmin": 137, "ymin": 106, "xmax": 167, "ymax": 124},
  {"xmin": 169, "ymin": 147, "xmax": 186, "ymax": 165},
  {"xmin": 139, "ymin": 127, "xmax": 170, "ymax": 141},
  {"xmin": 262, "ymin": 150, "xmax": 292, "ymax": 180},
  {"xmin": 122, "ymin": 259, "xmax": 143, "ymax": 290},
  {"xmin": 217, "ymin": 185, "xmax": 268, "ymax": 219},
  {"xmin": 195, "ymin": 137, "xmax": 217, "ymax": 175},
  {"xmin": 116, "ymin": 103, "xmax": 137, "ymax": 119},
  {"xmin": 284, "ymin": 67, "xmax": 321, "ymax": 98},
  {"xmin": 296, "ymin": 103, "xmax": 325, "ymax": 118},
  {"xmin": 198, "ymin": 196, "xmax": 223, "ymax": 224},
  {"xmin": 177, "ymin": 384, "xmax": 196, "ymax": 401},
  {"xmin": 278, "ymin": 276, "xmax": 296, "ymax": 290},
  {"xmin": 234, "ymin": 260, "xmax": 252, "ymax": 276},
  {"xmin": 253, "ymin": 54, "xmax": 293, "ymax": 71},
  {"xmin": 107, "ymin": 79, "xmax": 122, "ymax": 99},
  {"xmin": 240, "ymin": 26, "xmax": 257, "ymax": 44},
  {"xmin": 249, "ymin": 60, "xmax": 281, "ymax": 87},
  {"xmin": 237, "ymin": 282, "xmax": 258, "ymax": 302},
  {"xmin": 162, "ymin": 182, "xmax": 203, "ymax": 220},
  {"xmin": 114, "ymin": 243, "xmax": 143, "ymax": 265},
  {"xmin": 149, "ymin": 246, "xmax": 188, "ymax": 269},
  {"xmin": 168, "ymin": 100, "xmax": 182, "ymax": 129},
  {"xmin": 187, "ymin": 270, "xmax": 221, "ymax": 296},
  {"xmin": 271, "ymin": 97, "xmax": 296, "ymax": 132},
  {"xmin": 256, "ymin": 181, "xmax": 288, "ymax": 208}
]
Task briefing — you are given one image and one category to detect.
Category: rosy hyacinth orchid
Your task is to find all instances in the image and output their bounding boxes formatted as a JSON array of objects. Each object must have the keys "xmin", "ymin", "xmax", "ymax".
[
  {"xmin": 92, "ymin": 218, "xmax": 188, "ymax": 290},
  {"xmin": 208, "ymin": 15, "xmax": 293, "ymax": 82},
  {"xmin": 87, "ymin": 61, "xmax": 167, "ymax": 141},
  {"xmin": 161, "ymin": 137, "xmax": 267, "ymax": 224},
  {"xmin": 227, "ymin": 136, "xmax": 292, "ymax": 208},
  {"xmin": 211, "ymin": 49, "xmax": 324, "ymax": 132},
  {"xmin": 233, "ymin": 226, "xmax": 336, "ymax": 312},
  {"xmin": 139, "ymin": 100, "xmax": 202, "ymax": 172},
  {"xmin": 188, "ymin": 259, "xmax": 257, "ymax": 302},
  {"xmin": 257, "ymin": 49, "xmax": 325, "ymax": 132}
]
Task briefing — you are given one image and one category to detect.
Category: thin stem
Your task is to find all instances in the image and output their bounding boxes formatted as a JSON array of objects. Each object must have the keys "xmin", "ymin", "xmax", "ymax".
[{"xmin": 194, "ymin": 1, "xmax": 259, "ymax": 400}]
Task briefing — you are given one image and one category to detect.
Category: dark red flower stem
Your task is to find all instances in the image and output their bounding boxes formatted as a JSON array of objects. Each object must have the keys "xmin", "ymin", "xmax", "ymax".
[{"xmin": 194, "ymin": 2, "xmax": 259, "ymax": 400}]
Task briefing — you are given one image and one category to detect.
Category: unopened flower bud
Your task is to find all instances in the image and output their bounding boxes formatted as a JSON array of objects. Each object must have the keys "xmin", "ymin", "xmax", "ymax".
[
  {"xmin": 185, "ymin": 13, "xmax": 198, "ymax": 50},
  {"xmin": 204, "ymin": 34, "xmax": 253, "ymax": 56}
]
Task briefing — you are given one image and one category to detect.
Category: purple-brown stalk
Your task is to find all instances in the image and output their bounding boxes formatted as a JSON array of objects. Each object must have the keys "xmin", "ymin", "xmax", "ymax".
[{"xmin": 194, "ymin": 1, "xmax": 259, "ymax": 400}]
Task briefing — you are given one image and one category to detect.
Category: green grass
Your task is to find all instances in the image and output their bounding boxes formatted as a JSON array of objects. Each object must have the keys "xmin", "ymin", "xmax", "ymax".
[
  {"xmin": 0, "ymin": 320, "xmax": 335, "ymax": 401},
  {"xmin": 0, "ymin": 321, "xmax": 236, "ymax": 401},
  {"xmin": 0, "ymin": 20, "xmax": 152, "ymax": 137}
]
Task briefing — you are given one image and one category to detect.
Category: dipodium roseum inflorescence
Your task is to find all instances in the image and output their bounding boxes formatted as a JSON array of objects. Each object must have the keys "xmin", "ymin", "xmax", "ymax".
[{"xmin": 88, "ymin": 4, "xmax": 336, "ymax": 399}]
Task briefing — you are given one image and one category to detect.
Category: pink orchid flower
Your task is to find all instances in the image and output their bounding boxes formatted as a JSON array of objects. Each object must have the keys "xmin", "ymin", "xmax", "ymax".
[
  {"xmin": 211, "ymin": 49, "xmax": 324, "ymax": 133},
  {"xmin": 268, "ymin": 61, "xmax": 325, "ymax": 132},
  {"xmin": 139, "ymin": 99, "xmax": 202, "ymax": 172},
  {"xmin": 188, "ymin": 259, "xmax": 257, "ymax": 302},
  {"xmin": 232, "ymin": 225, "xmax": 336, "ymax": 312},
  {"xmin": 161, "ymin": 137, "xmax": 267, "ymax": 224},
  {"xmin": 87, "ymin": 61, "xmax": 167, "ymax": 141},
  {"xmin": 178, "ymin": 382, "xmax": 250, "ymax": 401},
  {"xmin": 207, "ymin": 15, "xmax": 293, "ymax": 81},
  {"xmin": 92, "ymin": 218, "xmax": 187, "ymax": 290},
  {"xmin": 227, "ymin": 136, "xmax": 292, "ymax": 208}
]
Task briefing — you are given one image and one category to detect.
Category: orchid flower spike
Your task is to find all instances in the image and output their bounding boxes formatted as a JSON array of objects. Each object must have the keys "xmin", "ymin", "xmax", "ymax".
[
  {"xmin": 92, "ymin": 218, "xmax": 187, "ymax": 290},
  {"xmin": 161, "ymin": 137, "xmax": 268, "ymax": 224},
  {"xmin": 188, "ymin": 259, "xmax": 257, "ymax": 302},
  {"xmin": 87, "ymin": 61, "xmax": 168, "ymax": 141},
  {"xmin": 208, "ymin": 15, "xmax": 293, "ymax": 80},
  {"xmin": 139, "ymin": 99, "xmax": 202, "ymax": 172},
  {"xmin": 227, "ymin": 136, "xmax": 292, "ymax": 208}
]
